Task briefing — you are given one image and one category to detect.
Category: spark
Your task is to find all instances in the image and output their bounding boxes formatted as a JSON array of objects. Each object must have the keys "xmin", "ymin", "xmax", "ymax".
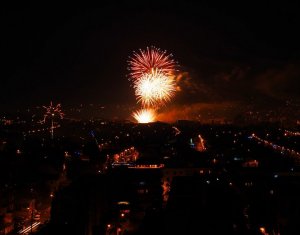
[
  {"xmin": 134, "ymin": 70, "xmax": 176, "ymax": 107},
  {"xmin": 128, "ymin": 46, "xmax": 176, "ymax": 80},
  {"xmin": 132, "ymin": 109, "xmax": 156, "ymax": 123}
]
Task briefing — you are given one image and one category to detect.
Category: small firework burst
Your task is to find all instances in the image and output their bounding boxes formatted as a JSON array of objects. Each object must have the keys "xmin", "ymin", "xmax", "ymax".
[
  {"xmin": 42, "ymin": 101, "xmax": 64, "ymax": 122},
  {"xmin": 42, "ymin": 101, "xmax": 64, "ymax": 139}
]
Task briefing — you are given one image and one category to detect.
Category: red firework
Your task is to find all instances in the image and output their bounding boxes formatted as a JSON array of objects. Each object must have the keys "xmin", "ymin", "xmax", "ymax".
[
  {"xmin": 42, "ymin": 101, "xmax": 64, "ymax": 123},
  {"xmin": 128, "ymin": 46, "xmax": 176, "ymax": 80}
]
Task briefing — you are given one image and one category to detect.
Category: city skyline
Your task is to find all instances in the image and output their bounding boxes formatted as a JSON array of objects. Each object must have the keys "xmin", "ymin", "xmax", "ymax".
[{"xmin": 1, "ymin": 5, "xmax": 300, "ymax": 234}]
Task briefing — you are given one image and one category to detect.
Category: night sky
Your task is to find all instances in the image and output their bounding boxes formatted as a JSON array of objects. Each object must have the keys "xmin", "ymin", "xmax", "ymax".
[{"xmin": 1, "ymin": 3, "xmax": 300, "ymax": 119}]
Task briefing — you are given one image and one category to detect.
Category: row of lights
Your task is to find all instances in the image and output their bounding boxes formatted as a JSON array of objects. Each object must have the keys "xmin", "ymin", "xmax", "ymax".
[
  {"xmin": 284, "ymin": 130, "xmax": 300, "ymax": 136},
  {"xmin": 250, "ymin": 133, "xmax": 300, "ymax": 158}
]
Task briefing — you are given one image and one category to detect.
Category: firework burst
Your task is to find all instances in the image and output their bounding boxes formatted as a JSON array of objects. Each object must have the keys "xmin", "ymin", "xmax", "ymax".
[
  {"xmin": 42, "ymin": 101, "xmax": 64, "ymax": 139},
  {"xmin": 128, "ymin": 46, "xmax": 176, "ymax": 80},
  {"xmin": 42, "ymin": 101, "xmax": 64, "ymax": 122},
  {"xmin": 128, "ymin": 46, "xmax": 179, "ymax": 123},
  {"xmin": 132, "ymin": 108, "xmax": 156, "ymax": 123},
  {"xmin": 134, "ymin": 70, "xmax": 176, "ymax": 107}
]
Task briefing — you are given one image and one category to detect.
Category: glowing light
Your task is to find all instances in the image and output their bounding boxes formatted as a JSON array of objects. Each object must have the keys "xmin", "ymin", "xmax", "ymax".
[
  {"xmin": 18, "ymin": 222, "xmax": 41, "ymax": 234},
  {"xmin": 196, "ymin": 134, "xmax": 206, "ymax": 152},
  {"xmin": 284, "ymin": 130, "xmax": 300, "ymax": 136},
  {"xmin": 134, "ymin": 70, "xmax": 176, "ymax": 107},
  {"xmin": 128, "ymin": 46, "xmax": 176, "ymax": 80},
  {"xmin": 128, "ymin": 164, "xmax": 164, "ymax": 169},
  {"xmin": 172, "ymin": 126, "xmax": 181, "ymax": 136},
  {"xmin": 117, "ymin": 201, "xmax": 130, "ymax": 205},
  {"xmin": 132, "ymin": 109, "xmax": 156, "ymax": 123},
  {"xmin": 259, "ymin": 227, "xmax": 266, "ymax": 234}
]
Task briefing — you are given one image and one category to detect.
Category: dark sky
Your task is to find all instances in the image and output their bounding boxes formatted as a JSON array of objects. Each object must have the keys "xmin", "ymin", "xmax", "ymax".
[{"xmin": 1, "ymin": 3, "xmax": 300, "ymax": 117}]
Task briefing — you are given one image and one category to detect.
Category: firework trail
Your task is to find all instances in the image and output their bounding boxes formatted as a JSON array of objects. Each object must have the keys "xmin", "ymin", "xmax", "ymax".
[
  {"xmin": 128, "ymin": 46, "xmax": 176, "ymax": 80},
  {"xmin": 132, "ymin": 108, "xmax": 156, "ymax": 123},
  {"xmin": 134, "ymin": 70, "xmax": 176, "ymax": 107}
]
